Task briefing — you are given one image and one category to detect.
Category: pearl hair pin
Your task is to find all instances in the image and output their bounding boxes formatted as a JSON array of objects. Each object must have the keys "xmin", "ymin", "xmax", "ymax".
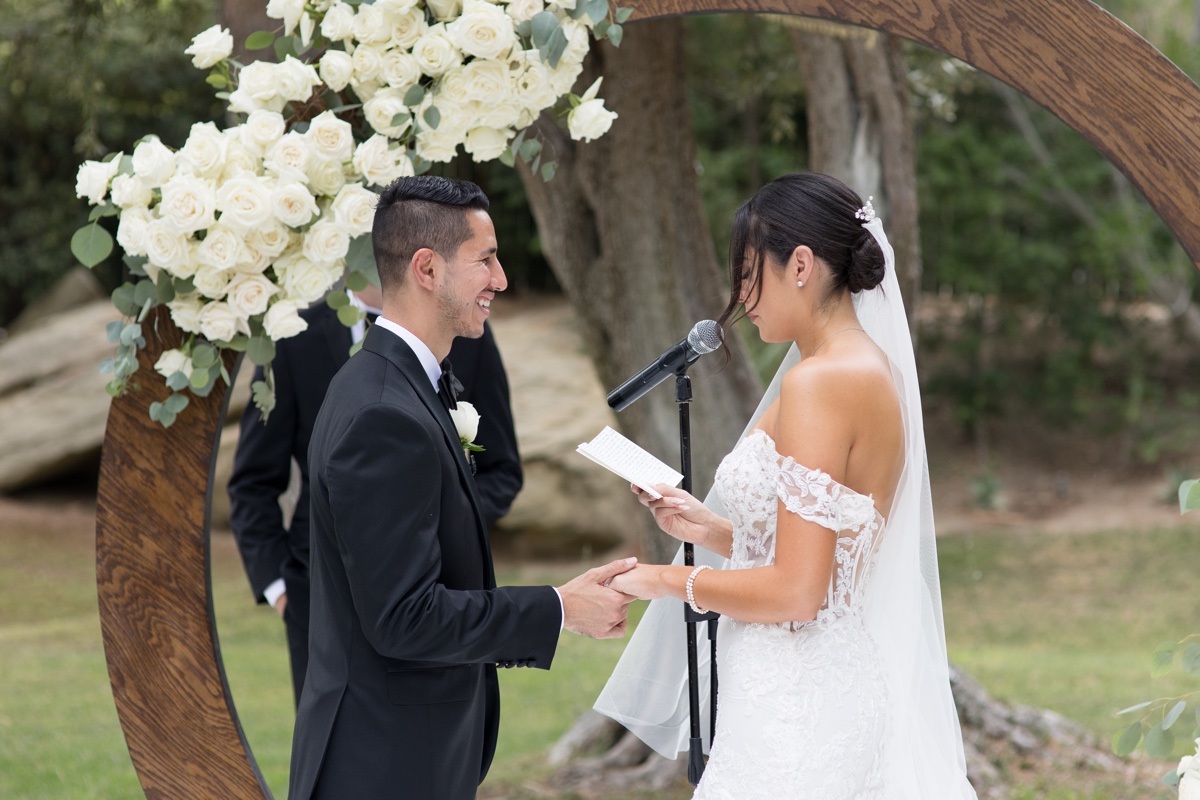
[{"xmin": 855, "ymin": 196, "xmax": 876, "ymax": 223}]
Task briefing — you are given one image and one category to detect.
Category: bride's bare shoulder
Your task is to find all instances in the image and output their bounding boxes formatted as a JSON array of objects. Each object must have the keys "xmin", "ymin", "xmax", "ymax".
[{"xmin": 780, "ymin": 351, "xmax": 897, "ymax": 415}]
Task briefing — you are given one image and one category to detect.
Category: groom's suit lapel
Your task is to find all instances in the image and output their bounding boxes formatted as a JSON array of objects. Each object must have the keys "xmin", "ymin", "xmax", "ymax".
[{"xmin": 362, "ymin": 325, "xmax": 495, "ymax": 584}]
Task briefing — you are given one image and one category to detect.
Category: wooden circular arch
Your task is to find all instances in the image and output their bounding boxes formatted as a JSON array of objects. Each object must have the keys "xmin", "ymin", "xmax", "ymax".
[{"xmin": 96, "ymin": 1, "xmax": 1200, "ymax": 796}]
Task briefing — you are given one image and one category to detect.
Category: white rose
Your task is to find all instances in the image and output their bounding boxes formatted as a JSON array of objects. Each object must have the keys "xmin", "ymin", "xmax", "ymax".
[
  {"xmin": 505, "ymin": 0, "xmax": 544, "ymax": 23},
  {"xmin": 264, "ymin": 131, "xmax": 313, "ymax": 184},
  {"xmin": 307, "ymin": 109, "xmax": 356, "ymax": 168},
  {"xmin": 131, "ymin": 137, "xmax": 177, "ymax": 187},
  {"xmin": 116, "ymin": 207, "xmax": 152, "ymax": 256},
  {"xmin": 199, "ymin": 300, "xmax": 247, "ymax": 343},
  {"xmin": 308, "ymin": 157, "xmax": 348, "ymax": 197},
  {"xmin": 449, "ymin": 401, "xmax": 481, "ymax": 443},
  {"xmin": 196, "ymin": 224, "xmax": 245, "ymax": 272},
  {"xmin": 303, "ymin": 220, "xmax": 352, "ymax": 264},
  {"xmin": 462, "ymin": 127, "xmax": 511, "ymax": 161},
  {"xmin": 350, "ymin": 78, "xmax": 384, "ymax": 103},
  {"xmin": 1181, "ymin": 763, "xmax": 1200, "ymax": 800},
  {"xmin": 461, "ymin": 59, "xmax": 509, "ymax": 104},
  {"xmin": 331, "ymin": 184, "xmax": 378, "ymax": 235},
  {"xmin": 352, "ymin": 3, "xmax": 391, "ymax": 43},
  {"xmin": 381, "ymin": 49, "xmax": 421, "ymax": 90},
  {"xmin": 353, "ymin": 135, "xmax": 413, "ymax": 187},
  {"xmin": 351, "ymin": 43, "xmax": 387, "ymax": 85},
  {"xmin": 178, "ymin": 122, "xmax": 228, "ymax": 180},
  {"xmin": 159, "ymin": 174, "xmax": 217, "ymax": 235},
  {"xmin": 144, "ymin": 219, "xmax": 196, "ymax": 276},
  {"xmin": 240, "ymin": 110, "xmax": 287, "ymax": 157},
  {"xmin": 425, "ymin": 0, "xmax": 462, "ymax": 22},
  {"xmin": 547, "ymin": 0, "xmax": 575, "ymax": 9},
  {"xmin": 154, "ymin": 348, "xmax": 194, "ymax": 379},
  {"xmin": 271, "ymin": 182, "xmax": 320, "ymax": 227},
  {"xmin": 109, "ymin": 174, "xmax": 152, "ymax": 209},
  {"xmin": 470, "ymin": 98, "xmax": 521, "ymax": 130},
  {"xmin": 185, "ymin": 24, "xmax": 234, "ymax": 69},
  {"xmin": 319, "ymin": 49, "xmax": 355, "ymax": 93},
  {"xmin": 320, "ymin": 2, "xmax": 356, "ymax": 41},
  {"xmin": 248, "ymin": 219, "xmax": 294, "ymax": 258},
  {"xmin": 263, "ymin": 299, "xmax": 309, "ymax": 340},
  {"xmin": 416, "ymin": 126, "xmax": 461, "ymax": 163},
  {"xmin": 511, "ymin": 56, "xmax": 557, "ymax": 113},
  {"xmin": 266, "ymin": 0, "xmax": 306, "ymax": 35},
  {"xmin": 194, "ymin": 265, "xmax": 234, "ymax": 299},
  {"xmin": 226, "ymin": 273, "xmax": 279, "ymax": 317},
  {"xmin": 217, "ymin": 174, "xmax": 275, "ymax": 233},
  {"xmin": 167, "ymin": 293, "xmax": 206, "ymax": 334},
  {"xmin": 299, "ymin": 12, "xmax": 316, "ymax": 47},
  {"xmin": 75, "ymin": 158, "xmax": 120, "ymax": 205},
  {"xmin": 567, "ymin": 98, "xmax": 617, "ymax": 142},
  {"xmin": 364, "ymin": 88, "xmax": 413, "ymax": 138},
  {"xmin": 232, "ymin": 61, "xmax": 281, "ymax": 113},
  {"xmin": 413, "ymin": 25, "xmax": 461, "ymax": 78},
  {"xmin": 277, "ymin": 252, "xmax": 339, "ymax": 304},
  {"xmin": 387, "ymin": 8, "xmax": 427, "ymax": 50},
  {"xmin": 218, "ymin": 138, "xmax": 261, "ymax": 183},
  {"xmin": 376, "ymin": 0, "xmax": 419, "ymax": 13},
  {"xmin": 274, "ymin": 56, "xmax": 321, "ymax": 103},
  {"xmin": 446, "ymin": 0, "xmax": 515, "ymax": 60},
  {"xmin": 560, "ymin": 16, "xmax": 590, "ymax": 63},
  {"xmin": 548, "ymin": 54, "xmax": 584, "ymax": 95}
]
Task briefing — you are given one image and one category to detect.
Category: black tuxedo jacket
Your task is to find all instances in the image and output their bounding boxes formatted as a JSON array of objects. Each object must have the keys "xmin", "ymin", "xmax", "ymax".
[
  {"xmin": 228, "ymin": 303, "xmax": 523, "ymax": 606},
  {"xmin": 288, "ymin": 324, "xmax": 560, "ymax": 800}
]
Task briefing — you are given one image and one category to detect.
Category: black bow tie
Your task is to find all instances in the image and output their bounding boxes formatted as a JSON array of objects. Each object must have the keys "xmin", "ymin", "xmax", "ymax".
[
  {"xmin": 364, "ymin": 311, "xmax": 379, "ymax": 326},
  {"xmin": 437, "ymin": 358, "xmax": 462, "ymax": 411}
]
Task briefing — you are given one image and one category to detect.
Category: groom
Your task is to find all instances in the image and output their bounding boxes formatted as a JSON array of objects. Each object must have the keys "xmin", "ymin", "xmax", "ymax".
[{"xmin": 288, "ymin": 175, "xmax": 636, "ymax": 800}]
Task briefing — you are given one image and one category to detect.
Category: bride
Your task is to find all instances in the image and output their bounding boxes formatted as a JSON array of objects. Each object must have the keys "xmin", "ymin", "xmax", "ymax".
[{"xmin": 600, "ymin": 173, "xmax": 976, "ymax": 798}]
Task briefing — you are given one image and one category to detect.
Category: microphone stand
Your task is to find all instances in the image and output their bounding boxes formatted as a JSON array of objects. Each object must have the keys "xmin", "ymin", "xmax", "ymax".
[{"xmin": 676, "ymin": 373, "xmax": 719, "ymax": 787}]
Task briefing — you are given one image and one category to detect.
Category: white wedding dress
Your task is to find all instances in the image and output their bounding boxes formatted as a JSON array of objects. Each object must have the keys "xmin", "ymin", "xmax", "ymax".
[{"xmin": 693, "ymin": 428, "xmax": 891, "ymax": 799}]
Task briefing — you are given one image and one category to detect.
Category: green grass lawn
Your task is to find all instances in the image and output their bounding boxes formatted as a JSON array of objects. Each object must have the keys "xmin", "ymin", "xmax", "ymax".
[{"xmin": 0, "ymin": 502, "xmax": 1195, "ymax": 798}]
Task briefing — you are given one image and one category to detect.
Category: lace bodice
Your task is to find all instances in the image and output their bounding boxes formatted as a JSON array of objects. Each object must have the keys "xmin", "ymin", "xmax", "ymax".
[{"xmin": 713, "ymin": 428, "xmax": 886, "ymax": 624}]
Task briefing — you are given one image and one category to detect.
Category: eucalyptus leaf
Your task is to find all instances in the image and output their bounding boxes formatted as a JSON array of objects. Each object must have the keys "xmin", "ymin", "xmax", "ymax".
[
  {"xmin": 423, "ymin": 105, "xmax": 441, "ymax": 130},
  {"xmin": 225, "ymin": 333, "xmax": 249, "ymax": 352},
  {"xmin": 607, "ymin": 23, "xmax": 623, "ymax": 47},
  {"xmin": 1164, "ymin": 768, "xmax": 1181, "ymax": 786},
  {"xmin": 118, "ymin": 154, "xmax": 135, "ymax": 176},
  {"xmin": 616, "ymin": 6, "xmax": 634, "ymax": 22},
  {"xmin": 511, "ymin": 129, "xmax": 527, "ymax": 157},
  {"xmin": 72, "ymin": 224, "xmax": 114, "ymax": 268},
  {"xmin": 1144, "ymin": 725, "xmax": 1174, "ymax": 759},
  {"xmin": 137, "ymin": 297, "xmax": 154, "ymax": 324},
  {"xmin": 516, "ymin": 19, "xmax": 532, "ymax": 39},
  {"xmin": 251, "ymin": 380, "xmax": 276, "ymax": 420},
  {"xmin": 246, "ymin": 335, "xmax": 276, "ymax": 367},
  {"xmin": 499, "ymin": 148, "xmax": 515, "ymax": 168},
  {"xmin": 1164, "ymin": 700, "xmax": 1188, "ymax": 729},
  {"xmin": 124, "ymin": 255, "xmax": 149, "ymax": 276},
  {"xmin": 337, "ymin": 304, "xmax": 364, "ymax": 327},
  {"xmin": 403, "ymin": 84, "xmax": 426, "ymax": 107},
  {"xmin": 164, "ymin": 393, "xmax": 189, "ymax": 415},
  {"xmin": 541, "ymin": 26, "xmax": 568, "ymax": 68},
  {"xmin": 530, "ymin": 11, "xmax": 559, "ymax": 46},
  {"xmin": 349, "ymin": 338, "xmax": 364, "ymax": 357},
  {"xmin": 166, "ymin": 371, "xmax": 189, "ymax": 391},
  {"xmin": 100, "ymin": 358, "xmax": 116, "ymax": 375},
  {"xmin": 581, "ymin": 0, "xmax": 608, "ymax": 24},
  {"xmin": 1182, "ymin": 642, "xmax": 1200, "ymax": 676},
  {"xmin": 88, "ymin": 204, "xmax": 119, "ymax": 221},
  {"xmin": 205, "ymin": 73, "xmax": 229, "ymax": 89},
  {"xmin": 190, "ymin": 368, "xmax": 213, "ymax": 391},
  {"xmin": 105, "ymin": 379, "xmax": 124, "ymax": 398},
  {"xmin": 1113, "ymin": 721, "xmax": 1143, "ymax": 756},
  {"xmin": 111, "ymin": 283, "xmax": 139, "ymax": 317},
  {"xmin": 174, "ymin": 276, "xmax": 196, "ymax": 294},
  {"xmin": 191, "ymin": 343, "xmax": 217, "ymax": 369},
  {"xmin": 1152, "ymin": 644, "xmax": 1176, "ymax": 677},
  {"xmin": 390, "ymin": 111, "xmax": 412, "ymax": 130},
  {"xmin": 119, "ymin": 323, "xmax": 142, "ymax": 347},
  {"xmin": 519, "ymin": 138, "xmax": 542, "ymax": 162},
  {"xmin": 132, "ymin": 279, "xmax": 157, "ymax": 308},
  {"xmin": 594, "ymin": 19, "xmax": 610, "ymax": 39},
  {"xmin": 106, "ymin": 321, "xmax": 124, "ymax": 344},
  {"xmin": 326, "ymin": 291, "xmax": 351, "ymax": 310},
  {"xmin": 245, "ymin": 30, "xmax": 275, "ymax": 50},
  {"xmin": 540, "ymin": 160, "xmax": 556, "ymax": 182},
  {"xmin": 274, "ymin": 36, "xmax": 297, "ymax": 61},
  {"xmin": 156, "ymin": 276, "xmax": 176, "ymax": 304},
  {"xmin": 346, "ymin": 234, "xmax": 378, "ymax": 276},
  {"xmin": 345, "ymin": 271, "xmax": 369, "ymax": 292},
  {"xmin": 1180, "ymin": 479, "xmax": 1200, "ymax": 514}
]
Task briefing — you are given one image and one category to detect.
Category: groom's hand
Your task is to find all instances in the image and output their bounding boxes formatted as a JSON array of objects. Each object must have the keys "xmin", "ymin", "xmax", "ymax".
[{"xmin": 558, "ymin": 557, "xmax": 638, "ymax": 639}]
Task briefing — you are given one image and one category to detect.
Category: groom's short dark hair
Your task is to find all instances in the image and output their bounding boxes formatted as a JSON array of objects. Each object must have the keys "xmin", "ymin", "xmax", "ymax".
[{"xmin": 373, "ymin": 176, "xmax": 491, "ymax": 289}]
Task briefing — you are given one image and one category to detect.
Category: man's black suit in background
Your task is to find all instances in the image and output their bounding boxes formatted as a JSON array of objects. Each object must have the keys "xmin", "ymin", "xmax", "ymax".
[
  {"xmin": 289, "ymin": 325, "xmax": 561, "ymax": 800},
  {"xmin": 227, "ymin": 302, "xmax": 522, "ymax": 702}
]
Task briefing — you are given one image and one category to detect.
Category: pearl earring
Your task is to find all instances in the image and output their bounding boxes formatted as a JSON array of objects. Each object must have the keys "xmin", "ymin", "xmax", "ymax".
[{"xmin": 796, "ymin": 279, "xmax": 804, "ymax": 288}]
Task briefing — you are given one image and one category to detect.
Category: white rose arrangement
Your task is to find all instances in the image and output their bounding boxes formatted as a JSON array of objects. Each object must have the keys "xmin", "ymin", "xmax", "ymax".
[{"xmin": 73, "ymin": 0, "xmax": 629, "ymax": 427}]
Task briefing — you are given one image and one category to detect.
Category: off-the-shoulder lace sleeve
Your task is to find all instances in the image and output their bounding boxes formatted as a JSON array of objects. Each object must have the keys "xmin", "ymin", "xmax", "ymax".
[{"xmin": 776, "ymin": 458, "xmax": 877, "ymax": 533}]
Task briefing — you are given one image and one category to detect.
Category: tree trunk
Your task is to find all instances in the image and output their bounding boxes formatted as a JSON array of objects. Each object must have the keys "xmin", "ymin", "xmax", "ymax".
[
  {"xmin": 517, "ymin": 19, "xmax": 762, "ymax": 565},
  {"xmin": 787, "ymin": 24, "xmax": 923, "ymax": 335},
  {"xmin": 219, "ymin": 0, "xmax": 276, "ymax": 63}
]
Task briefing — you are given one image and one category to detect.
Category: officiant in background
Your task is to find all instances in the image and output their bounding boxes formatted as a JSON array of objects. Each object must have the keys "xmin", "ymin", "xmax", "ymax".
[{"xmin": 227, "ymin": 281, "xmax": 524, "ymax": 704}]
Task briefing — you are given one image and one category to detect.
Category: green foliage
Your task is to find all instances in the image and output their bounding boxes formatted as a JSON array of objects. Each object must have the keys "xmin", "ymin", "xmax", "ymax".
[{"xmin": 0, "ymin": 0, "xmax": 222, "ymax": 326}]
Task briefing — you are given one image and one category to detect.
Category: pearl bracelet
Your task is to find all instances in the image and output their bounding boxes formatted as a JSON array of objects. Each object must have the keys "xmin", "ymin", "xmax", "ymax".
[{"xmin": 686, "ymin": 565, "xmax": 712, "ymax": 614}]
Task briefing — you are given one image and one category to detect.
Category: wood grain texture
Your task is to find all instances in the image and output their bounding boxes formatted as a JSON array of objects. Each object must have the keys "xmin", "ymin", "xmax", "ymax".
[
  {"xmin": 95, "ymin": 2, "xmax": 1200, "ymax": 797},
  {"xmin": 95, "ymin": 307, "xmax": 268, "ymax": 799},
  {"xmin": 627, "ymin": 0, "xmax": 1200, "ymax": 271}
]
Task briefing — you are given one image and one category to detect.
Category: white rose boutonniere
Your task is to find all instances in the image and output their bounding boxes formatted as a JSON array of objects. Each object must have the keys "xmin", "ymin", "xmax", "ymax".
[{"xmin": 449, "ymin": 401, "xmax": 484, "ymax": 452}]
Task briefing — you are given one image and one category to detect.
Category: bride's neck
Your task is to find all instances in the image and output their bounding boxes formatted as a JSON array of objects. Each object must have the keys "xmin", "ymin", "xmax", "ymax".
[{"xmin": 796, "ymin": 305, "xmax": 862, "ymax": 359}]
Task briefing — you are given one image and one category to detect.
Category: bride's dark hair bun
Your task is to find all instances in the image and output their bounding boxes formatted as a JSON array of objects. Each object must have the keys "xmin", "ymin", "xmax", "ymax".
[
  {"xmin": 720, "ymin": 173, "xmax": 887, "ymax": 328},
  {"xmin": 847, "ymin": 231, "xmax": 886, "ymax": 293}
]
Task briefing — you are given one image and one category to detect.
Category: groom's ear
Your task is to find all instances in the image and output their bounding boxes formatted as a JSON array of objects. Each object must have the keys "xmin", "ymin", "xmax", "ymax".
[{"xmin": 409, "ymin": 248, "xmax": 439, "ymax": 290}]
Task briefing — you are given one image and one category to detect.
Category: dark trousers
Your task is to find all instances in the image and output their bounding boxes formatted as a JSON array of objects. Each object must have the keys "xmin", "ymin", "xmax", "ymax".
[{"xmin": 282, "ymin": 571, "xmax": 311, "ymax": 706}]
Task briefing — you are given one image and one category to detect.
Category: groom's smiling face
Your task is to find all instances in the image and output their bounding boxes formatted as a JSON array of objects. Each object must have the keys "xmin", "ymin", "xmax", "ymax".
[{"xmin": 434, "ymin": 209, "xmax": 506, "ymax": 340}]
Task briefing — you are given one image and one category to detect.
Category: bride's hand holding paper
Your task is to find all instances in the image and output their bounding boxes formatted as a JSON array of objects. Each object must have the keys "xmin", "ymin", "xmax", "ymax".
[{"xmin": 630, "ymin": 484, "xmax": 732, "ymax": 556}]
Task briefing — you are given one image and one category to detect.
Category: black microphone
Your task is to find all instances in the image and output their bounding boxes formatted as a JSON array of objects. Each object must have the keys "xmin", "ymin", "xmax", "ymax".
[{"xmin": 607, "ymin": 320, "xmax": 723, "ymax": 411}]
